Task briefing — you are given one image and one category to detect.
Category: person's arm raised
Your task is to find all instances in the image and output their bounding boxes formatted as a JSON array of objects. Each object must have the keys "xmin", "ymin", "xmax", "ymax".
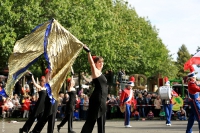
[
  {"xmin": 83, "ymin": 45, "xmax": 98, "ymax": 78},
  {"xmin": 30, "ymin": 73, "xmax": 41, "ymax": 89}
]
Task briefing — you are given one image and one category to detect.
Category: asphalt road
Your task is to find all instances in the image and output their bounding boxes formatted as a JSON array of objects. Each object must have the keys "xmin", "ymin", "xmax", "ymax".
[{"xmin": 0, "ymin": 119, "xmax": 199, "ymax": 133}]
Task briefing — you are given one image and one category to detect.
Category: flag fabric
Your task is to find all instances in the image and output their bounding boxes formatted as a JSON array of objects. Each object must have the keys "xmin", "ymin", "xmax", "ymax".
[
  {"xmin": 6, "ymin": 19, "xmax": 83, "ymax": 99},
  {"xmin": 184, "ymin": 51, "xmax": 200, "ymax": 70}
]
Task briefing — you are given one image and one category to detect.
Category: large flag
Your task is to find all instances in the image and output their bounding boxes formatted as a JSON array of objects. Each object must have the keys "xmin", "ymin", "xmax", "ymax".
[
  {"xmin": 184, "ymin": 51, "xmax": 200, "ymax": 70},
  {"xmin": 6, "ymin": 19, "xmax": 83, "ymax": 99}
]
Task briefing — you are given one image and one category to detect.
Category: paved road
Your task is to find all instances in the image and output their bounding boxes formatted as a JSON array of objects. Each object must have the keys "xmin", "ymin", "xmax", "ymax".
[{"xmin": 0, "ymin": 119, "xmax": 199, "ymax": 133}]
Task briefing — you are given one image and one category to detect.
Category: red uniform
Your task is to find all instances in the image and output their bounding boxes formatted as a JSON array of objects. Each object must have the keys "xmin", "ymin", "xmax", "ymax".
[
  {"xmin": 120, "ymin": 88, "xmax": 134, "ymax": 106},
  {"xmin": 188, "ymin": 80, "xmax": 200, "ymax": 94},
  {"xmin": 186, "ymin": 79, "xmax": 200, "ymax": 133},
  {"xmin": 120, "ymin": 88, "xmax": 134, "ymax": 126}
]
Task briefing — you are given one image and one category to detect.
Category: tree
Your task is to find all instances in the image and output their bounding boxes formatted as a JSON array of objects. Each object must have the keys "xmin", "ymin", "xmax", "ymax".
[
  {"xmin": 0, "ymin": 0, "xmax": 178, "ymax": 81},
  {"xmin": 176, "ymin": 44, "xmax": 191, "ymax": 78}
]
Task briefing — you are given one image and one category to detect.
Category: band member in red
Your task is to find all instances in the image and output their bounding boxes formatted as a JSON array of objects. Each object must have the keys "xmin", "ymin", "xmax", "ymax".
[
  {"xmin": 163, "ymin": 77, "xmax": 178, "ymax": 126},
  {"xmin": 186, "ymin": 65, "xmax": 200, "ymax": 133},
  {"xmin": 120, "ymin": 79, "xmax": 135, "ymax": 128}
]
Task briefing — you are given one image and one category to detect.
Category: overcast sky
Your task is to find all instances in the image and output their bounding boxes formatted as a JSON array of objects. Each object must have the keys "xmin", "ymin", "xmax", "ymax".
[{"xmin": 126, "ymin": 0, "xmax": 200, "ymax": 77}]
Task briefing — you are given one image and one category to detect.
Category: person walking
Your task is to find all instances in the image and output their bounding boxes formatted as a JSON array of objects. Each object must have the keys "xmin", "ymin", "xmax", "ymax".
[
  {"xmin": 57, "ymin": 73, "xmax": 76, "ymax": 133},
  {"xmin": 163, "ymin": 77, "xmax": 178, "ymax": 126},
  {"xmin": 19, "ymin": 74, "xmax": 47, "ymax": 133},
  {"xmin": 120, "ymin": 80, "xmax": 134, "ymax": 127},
  {"xmin": 80, "ymin": 45, "xmax": 108, "ymax": 133},
  {"xmin": 186, "ymin": 65, "xmax": 200, "ymax": 133},
  {"xmin": 30, "ymin": 69, "xmax": 57, "ymax": 133}
]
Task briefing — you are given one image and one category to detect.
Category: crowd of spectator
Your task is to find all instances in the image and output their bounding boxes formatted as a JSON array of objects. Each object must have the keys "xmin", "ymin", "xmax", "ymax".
[{"xmin": 0, "ymin": 73, "xmax": 190, "ymax": 122}]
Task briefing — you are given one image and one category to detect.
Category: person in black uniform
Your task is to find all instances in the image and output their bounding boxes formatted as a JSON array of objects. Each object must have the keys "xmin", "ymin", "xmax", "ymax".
[
  {"xmin": 81, "ymin": 45, "xmax": 108, "ymax": 133},
  {"xmin": 57, "ymin": 72, "xmax": 76, "ymax": 133},
  {"xmin": 19, "ymin": 74, "xmax": 47, "ymax": 133},
  {"xmin": 30, "ymin": 69, "xmax": 57, "ymax": 133}
]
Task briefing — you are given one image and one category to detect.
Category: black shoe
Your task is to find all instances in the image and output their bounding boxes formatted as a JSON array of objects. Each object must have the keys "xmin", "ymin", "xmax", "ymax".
[
  {"xmin": 57, "ymin": 125, "xmax": 61, "ymax": 132},
  {"xmin": 19, "ymin": 128, "xmax": 23, "ymax": 133},
  {"xmin": 68, "ymin": 131, "xmax": 76, "ymax": 133}
]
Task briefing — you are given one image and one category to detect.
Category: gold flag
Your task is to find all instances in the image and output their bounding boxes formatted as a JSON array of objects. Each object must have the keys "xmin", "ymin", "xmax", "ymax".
[
  {"xmin": 47, "ymin": 20, "xmax": 83, "ymax": 100},
  {"xmin": 6, "ymin": 19, "xmax": 83, "ymax": 99},
  {"xmin": 6, "ymin": 21, "xmax": 51, "ymax": 96}
]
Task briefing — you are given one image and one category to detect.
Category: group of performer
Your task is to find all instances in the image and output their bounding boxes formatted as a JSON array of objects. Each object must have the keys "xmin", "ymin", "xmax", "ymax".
[
  {"xmin": 17, "ymin": 44, "xmax": 108, "ymax": 133},
  {"xmin": 1, "ymin": 43, "xmax": 198, "ymax": 133}
]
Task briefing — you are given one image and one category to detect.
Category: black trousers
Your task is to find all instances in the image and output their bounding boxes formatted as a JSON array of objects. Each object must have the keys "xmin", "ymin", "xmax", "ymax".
[
  {"xmin": 81, "ymin": 113, "xmax": 106, "ymax": 133},
  {"xmin": 21, "ymin": 113, "xmax": 37, "ymax": 132},
  {"xmin": 58, "ymin": 112, "xmax": 73, "ymax": 132},
  {"xmin": 31, "ymin": 111, "xmax": 56, "ymax": 133}
]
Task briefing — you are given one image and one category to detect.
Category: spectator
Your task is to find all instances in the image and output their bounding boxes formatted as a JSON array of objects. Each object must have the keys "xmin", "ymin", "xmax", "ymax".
[
  {"xmin": 12, "ymin": 102, "xmax": 22, "ymax": 118},
  {"xmin": 108, "ymin": 95, "xmax": 117, "ymax": 119},
  {"xmin": 23, "ymin": 96, "xmax": 31, "ymax": 118},
  {"xmin": 74, "ymin": 109, "xmax": 79, "ymax": 121},
  {"xmin": 14, "ymin": 81, "xmax": 22, "ymax": 96},
  {"xmin": 147, "ymin": 110, "xmax": 154, "ymax": 120},
  {"xmin": 133, "ymin": 110, "xmax": 140, "ymax": 120},
  {"xmin": 30, "ymin": 95, "xmax": 37, "ymax": 115},
  {"xmin": 4, "ymin": 97, "xmax": 14, "ymax": 118},
  {"xmin": 137, "ymin": 93, "xmax": 146, "ymax": 118},
  {"xmin": 78, "ymin": 88, "xmax": 84, "ymax": 97},
  {"xmin": 154, "ymin": 95, "xmax": 162, "ymax": 117},
  {"xmin": 183, "ymin": 94, "xmax": 190, "ymax": 117},
  {"xmin": 106, "ymin": 94, "xmax": 111, "ymax": 119},
  {"xmin": 12, "ymin": 94, "xmax": 20, "ymax": 105},
  {"xmin": 159, "ymin": 109, "xmax": 165, "ymax": 120},
  {"xmin": 22, "ymin": 82, "xmax": 30, "ymax": 96},
  {"xmin": 1, "ymin": 97, "xmax": 7, "ymax": 118},
  {"xmin": 145, "ymin": 93, "xmax": 151, "ymax": 115},
  {"xmin": 150, "ymin": 93, "xmax": 156, "ymax": 114},
  {"xmin": 117, "ymin": 69, "xmax": 124, "ymax": 83},
  {"xmin": 79, "ymin": 94, "xmax": 85, "ymax": 120},
  {"xmin": 82, "ymin": 95, "xmax": 89, "ymax": 120},
  {"xmin": 177, "ymin": 107, "xmax": 187, "ymax": 120},
  {"xmin": 57, "ymin": 91, "xmax": 64, "ymax": 119}
]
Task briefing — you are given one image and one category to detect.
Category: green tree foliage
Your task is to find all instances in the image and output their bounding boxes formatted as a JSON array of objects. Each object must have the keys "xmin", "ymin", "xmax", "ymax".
[
  {"xmin": 176, "ymin": 44, "xmax": 191, "ymax": 78},
  {"xmin": 0, "ymin": 0, "xmax": 178, "ymax": 79}
]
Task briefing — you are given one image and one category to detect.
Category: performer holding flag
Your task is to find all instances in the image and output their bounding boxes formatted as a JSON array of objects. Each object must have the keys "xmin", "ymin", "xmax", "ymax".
[
  {"xmin": 120, "ymin": 77, "xmax": 135, "ymax": 128},
  {"xmin": 19, "ymin": 73, "xmax": 47, "ymax": 133},
  {"xmin": 185, "ymin": 65, "xmax": 200, "ymax": 133},
  {"xmin": 80, "ymin": 45, "xmax": 108, "ymax": 133},
  {"xmin": 30, "ymin": 69, "xmax": 57, "ymax": 133}
]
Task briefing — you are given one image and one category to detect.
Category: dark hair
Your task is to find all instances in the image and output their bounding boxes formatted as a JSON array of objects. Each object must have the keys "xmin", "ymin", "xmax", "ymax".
[{"xmin": 93, "ymin": 56, "xmax": 103, "ymax": 63}]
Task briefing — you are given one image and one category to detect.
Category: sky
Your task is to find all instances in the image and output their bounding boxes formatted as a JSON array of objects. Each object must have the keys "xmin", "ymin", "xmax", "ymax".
[{"xmin": 126, "ymin": 0, "xmax": 200, "ymax": 77}]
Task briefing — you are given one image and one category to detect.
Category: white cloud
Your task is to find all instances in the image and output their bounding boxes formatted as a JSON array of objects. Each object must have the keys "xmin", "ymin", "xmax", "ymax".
[{"xmin": 127, "ymin": 0, "xmax": 200, "ymax": 60}]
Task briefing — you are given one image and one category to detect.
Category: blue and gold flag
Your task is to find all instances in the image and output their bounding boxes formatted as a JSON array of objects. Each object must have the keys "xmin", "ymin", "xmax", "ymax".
[{"xmin": 6, "ymin": 19, "xmax": 83, "ymax": 100}]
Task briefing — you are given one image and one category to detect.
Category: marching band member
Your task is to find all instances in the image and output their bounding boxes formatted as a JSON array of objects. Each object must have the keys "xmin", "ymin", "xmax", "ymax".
[
  {"xmin": 186, "ymin": 65, "xmax": 200, "ymax": 133},
  {"xmin": 120, "ymin": 77, "xmax": 135, "ymax": 128},
  {"xmin": 163, "ymin": 77, "xmax": 178, "ymax": 126},
  {"xmin": 57, "ymin": 70, "xmax": 76, "ymax": 133}
]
